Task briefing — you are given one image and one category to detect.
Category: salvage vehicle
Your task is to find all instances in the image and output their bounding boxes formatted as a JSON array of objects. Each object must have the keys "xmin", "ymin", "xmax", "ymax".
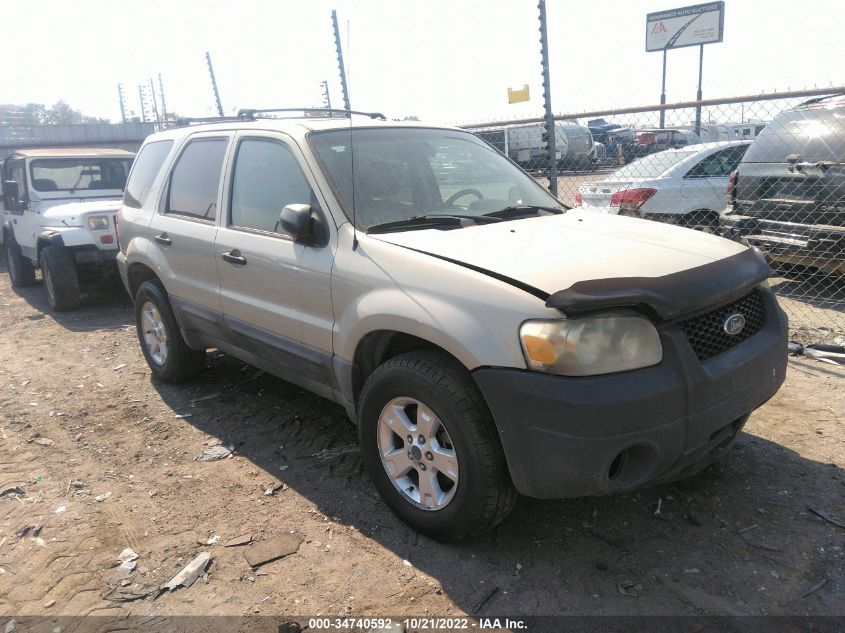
[
  {"xmin": 475, "ymin": 120, "xmax": 595, "ymax": 171},
  {"xmin": 117, "ymin": 110, "xmax": 787, "ymax": 541},
  {"xmin": 575, "ymin": 141, "xmax": 750, "ymax": 232},
  {"xmin": 1, "ymin": 148, "xmax": 135, "ymax": 310},
  {"xmin": 720, "ymin": 95, "xmax": 845, "ymax": 275}
]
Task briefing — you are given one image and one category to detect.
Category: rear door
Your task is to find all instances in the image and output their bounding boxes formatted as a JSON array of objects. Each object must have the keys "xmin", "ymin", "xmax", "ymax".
[
  {"xmin": 214, "ymin": 132, "xmax": 337, "ymax": 387},
  {"xmin": 736, "ymin": 101, "xmax": 845, "ymax": 225},
  {"xmin": 681, "ymin": 145, "xmax": 748, "ymax": 210},
  {"xmin": 149, "ymin": 133, "xmax": 231, "ymax": 338}
]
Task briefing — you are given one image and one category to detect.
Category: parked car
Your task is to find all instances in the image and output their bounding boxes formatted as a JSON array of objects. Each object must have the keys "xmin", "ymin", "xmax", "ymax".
[
  {"xmin": 633, "ymin": 128, "xmax": 700, "ymax": 158},
  {"xmin": 721, "ymin": 95, "xmax": 845, "ymax": 274},
  {"xmin": 1, "ymin": 148, "xmax": 135, "ymax": 310},
  {"xmin": 575, "ymin": 141, "xmax": 750, "ymax": 232},
  {"xmin": 117, "ymin": 112, "xmax": 787, "ymax": 541}
]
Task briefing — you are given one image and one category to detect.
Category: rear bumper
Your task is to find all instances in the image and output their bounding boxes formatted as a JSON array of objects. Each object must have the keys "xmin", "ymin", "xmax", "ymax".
[
  {"xmin": 720, "ymin": 212, "xmax": 845, "ymax": 273},
  {"xmin": 472, "ymin": 290, "xmax": 788, "ymax": 498}
]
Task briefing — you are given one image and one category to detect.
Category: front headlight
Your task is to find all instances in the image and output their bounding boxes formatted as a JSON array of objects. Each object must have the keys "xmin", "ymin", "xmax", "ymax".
[
  {"xmin": 87, "ymin": 215, "xmax": 109, "ymax": 231},
  {"xmin": 520, "ymin": 313, "xmax": 662, "ymax": 376}
]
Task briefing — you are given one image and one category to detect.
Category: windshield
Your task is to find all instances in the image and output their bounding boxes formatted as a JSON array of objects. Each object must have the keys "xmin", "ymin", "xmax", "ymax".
[
  {"xmin": 609, "ymin": 150, "xmax": 696, "ymax": 180},
  {"xmin": 29, "ymin": 158, "xmax": 134, "ymax": 192},
  {"xmin": 309, "ymin": 127, "xmax": 563, "ymax": 230}
]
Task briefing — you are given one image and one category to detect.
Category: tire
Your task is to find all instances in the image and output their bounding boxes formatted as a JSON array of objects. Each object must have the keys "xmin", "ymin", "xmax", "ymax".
[
  {"xmin": 4, "ymin": 233, "xmax": 36, "ymax": 287},
  {"xmin": 358, "ymin": 350, "xmax": 517, "ymax": 542},
  {"xmin": 134, "ymin": 279, "xmax": 205, "ymax": 382},
  {"xmin": 681, "ymin": 210, "xmax": 720, "ymax": 234},
  {"xmin": 41, "ymin": 245, "xmax": 81, "ymax": 311}
]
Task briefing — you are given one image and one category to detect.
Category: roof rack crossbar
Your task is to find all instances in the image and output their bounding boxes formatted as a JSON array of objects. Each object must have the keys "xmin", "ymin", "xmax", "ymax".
[
  {"xmin": 236, "ymin": 107, "xmax": 387, "ymax": 121},
  {"xmin": 172, "ymin": 116, "xmax": 244, "ymax": 127}
]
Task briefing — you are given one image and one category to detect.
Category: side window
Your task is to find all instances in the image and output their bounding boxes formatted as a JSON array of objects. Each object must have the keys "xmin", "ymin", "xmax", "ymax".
[
  {"xmin": 687, "ymin": 148, "xmax": 739, "ymax": 178},
  {"xmin": 229, "ymin": 139, "xmax": 314, "ymax": 234},
  {"xmin": 124, "ymin": 140, "xmax": 173, "ymax": 208},
  {"xmin": 166, "ymin": 138, "xmax": 228, "ymax": 221}
]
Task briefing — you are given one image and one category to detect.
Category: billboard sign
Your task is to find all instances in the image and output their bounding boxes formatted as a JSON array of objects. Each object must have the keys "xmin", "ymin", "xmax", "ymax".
[{"xmin": 646, "ymin": 2, "xmax": 724, "ymax": 52}]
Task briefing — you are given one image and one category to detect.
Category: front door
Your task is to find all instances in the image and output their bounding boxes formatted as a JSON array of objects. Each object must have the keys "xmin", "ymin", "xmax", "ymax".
[{"xmin": 215, "ymin": 133, "xmax": 337, "ymax": 387}]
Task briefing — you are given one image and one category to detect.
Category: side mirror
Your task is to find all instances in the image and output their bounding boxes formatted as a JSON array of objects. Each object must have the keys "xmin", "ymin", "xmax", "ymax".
[{"xmin": 279, "ymin": 204, "xmax": 317, "ymax": 245}]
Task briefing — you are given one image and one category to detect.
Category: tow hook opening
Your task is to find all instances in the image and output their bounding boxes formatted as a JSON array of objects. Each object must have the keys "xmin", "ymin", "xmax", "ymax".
[{"xmin": 608, "ymin": 444, "xmax": 659, "ymax": 489}]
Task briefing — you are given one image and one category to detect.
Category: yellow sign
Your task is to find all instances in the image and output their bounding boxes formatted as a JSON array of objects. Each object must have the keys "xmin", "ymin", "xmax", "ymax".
[{"xmin": 508, "ymin": 84, "xmax": 530, "ymax": 104}]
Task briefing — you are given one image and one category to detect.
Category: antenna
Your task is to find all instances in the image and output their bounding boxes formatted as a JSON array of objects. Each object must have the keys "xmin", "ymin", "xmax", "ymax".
[
  {"xmin": 206, "ymin": 51, "xmax": 225, "ymax": 116},
  {"xmin": 331, "ymin": 10, "xmax": 351, "ymax": 111},
  {"xmin": 117, "ymin": 83, "xmax": 127, "ymax": 123}
]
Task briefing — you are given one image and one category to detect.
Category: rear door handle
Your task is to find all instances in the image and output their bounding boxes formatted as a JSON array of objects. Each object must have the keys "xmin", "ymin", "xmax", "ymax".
[
  {"xmin": 221, "ymin": 250, "xmax": 247, "ymax": 266},
  {"xmin": 154, "ymin": 233, "xmax": 172, "ymax": 246}
]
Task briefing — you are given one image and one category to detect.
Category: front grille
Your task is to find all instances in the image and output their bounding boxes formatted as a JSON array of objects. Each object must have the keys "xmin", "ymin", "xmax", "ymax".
[{"xmin": 678, "ymin": 290, "xmax": 766, "ymax": 361}]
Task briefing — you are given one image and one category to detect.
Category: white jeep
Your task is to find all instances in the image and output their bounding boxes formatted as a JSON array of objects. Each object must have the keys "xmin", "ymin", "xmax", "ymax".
[{"xmin": 1, "ymin": 148, "xmax": 135, "ymax": 310}]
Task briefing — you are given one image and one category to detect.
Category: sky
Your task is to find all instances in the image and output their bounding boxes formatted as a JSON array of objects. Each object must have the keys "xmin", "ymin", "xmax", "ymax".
[{"xmin": 3, "ymin": 0, "xmax": 844, "ymax": 126}]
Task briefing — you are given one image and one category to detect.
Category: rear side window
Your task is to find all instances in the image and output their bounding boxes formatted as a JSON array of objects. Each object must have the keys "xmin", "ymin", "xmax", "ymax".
[
  {"xmin": 124, "ymin": 140, "xmax": 173, "ymax": 208},
  {"xmin": 166, "ymin": 138, "xmax": 228, "ymax": 220},
  {"xmin": 229, "ymin": 139, "xmax": 314, "ymax": 234},
  {"xmin": 686, "ymin": 146, "xmax": 748, "ymax": 178}
]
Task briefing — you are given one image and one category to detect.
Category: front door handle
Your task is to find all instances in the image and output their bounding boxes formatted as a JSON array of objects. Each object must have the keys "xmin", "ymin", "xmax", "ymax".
[
  {"xmin": 221, "ymin": 250, "xmax": 247, "ymax": 266},
  {"xmin": 154, "ymin": 233, "xmax": 172, "ymax": 246}
]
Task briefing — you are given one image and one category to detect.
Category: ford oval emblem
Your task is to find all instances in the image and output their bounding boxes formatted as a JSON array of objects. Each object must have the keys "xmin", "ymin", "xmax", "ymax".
[{"xmin": 723, "ymin": 313, "xmax": 746, "ymax": 336}]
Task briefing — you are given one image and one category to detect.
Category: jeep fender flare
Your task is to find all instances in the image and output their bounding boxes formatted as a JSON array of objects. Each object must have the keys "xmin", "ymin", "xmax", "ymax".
[{"xmin": 36, "ymin": 230, "xmax": 66, "ymax": 262}]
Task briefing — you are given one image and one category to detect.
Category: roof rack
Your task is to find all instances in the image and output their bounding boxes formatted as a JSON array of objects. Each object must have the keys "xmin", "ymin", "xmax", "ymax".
[
  {"xmin": 236, "ymin": 107, "xmax": 387, "ymax": 121},
  {"xmin": 797, "ymin": 93, "xmax": 845, "ymax": 108},
  {"xmin": 171, "ymin": 116, "xmax": 245, "ymax": 127}
]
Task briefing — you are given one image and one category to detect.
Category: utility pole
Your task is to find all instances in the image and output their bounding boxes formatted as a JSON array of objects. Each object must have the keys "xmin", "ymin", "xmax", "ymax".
[
  {"xmin": 538, "ymin": 0, "xmax": 557, "ymax": 197},
  {"xmin": 117, "ymin": 83, "xmax": 127, "ymax": 123},
  {"xmin": 206, "ymin": 51, "xmax": 224, "ymax": 116},
  {"xmin": 138, "ymin": 85, "xmax": 147, "ymax": 123},
  {"xmin": 148, "ymin": 78, "xmax": 161, "ymax": 127},
  {"xmin": 331, "ymin": 10, "xmax": 351, "ymax": 111},
  {"xmin": 158, "ymin": 73, "xmax": 169, "ymax": 126},
  {"xmin": 321, "ymin": 80, "xmax": 332, "ymax": 110}
]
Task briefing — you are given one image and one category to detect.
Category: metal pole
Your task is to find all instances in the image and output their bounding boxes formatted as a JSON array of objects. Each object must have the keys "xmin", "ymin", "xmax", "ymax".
[
  {"xmin": 332, "ymin": 10, "xmax": 351, "ymax": 111},
  {"xmin": 138, "ymin": 85, "xmax": 147, "ymax": 123},
  {"xmin": 322, "ymin": 80, "xmax": 332, "ymax": 110},
  {"xmin": 149, "ymin": 78, "xmax": 161, "ymax": 128},
  {"xmin": 117, "ymin": 83, "xmax": 127, "ymax": 123},
  {"xmin": 659, "ymin": 50, "xmax": 667, "ymax": 128},
  {"xmin": 695, "ymin": 44, "xmax": 704, "ymax": 136},
  {"xmin": 206, "ymin": 51, "xmax": 224, "ymax": 116},
  {"xmin": 158, "ymin": 73, "xmax": 169, "ymax": 126},
  {"xmin": 538, "ymin": 0, "xmax": 557, "ymax": 197}
]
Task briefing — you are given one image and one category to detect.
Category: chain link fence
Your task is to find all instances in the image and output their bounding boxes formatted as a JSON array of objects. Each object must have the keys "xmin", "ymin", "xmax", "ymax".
[{"xmin": 462, "ymin": 88, "xmax": 845, "ymax": 344}]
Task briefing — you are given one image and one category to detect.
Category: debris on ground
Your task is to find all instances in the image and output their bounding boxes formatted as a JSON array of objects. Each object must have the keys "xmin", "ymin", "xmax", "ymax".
[
  {"xmin": 54, "ymin": 506, "xmax": 66, "ymax": 514},
  {"xmin": 174, "ymin": 412, "xmax": 194, "ymax": 419},
  {"xmin": 161, "ymin": 552, "xmax": 211, "ymax": 592},
  {"xmin": 800, "ymin": 576, "xmax": 829, "ymax": 598},
  {"xmin": 191, "ymin": 392, "xmax": 221, "ymax": 406},
  {"xmin": 310, "ymin": 445, "xmax": 360, "ymax": 461},
  {"xmin": 473, "ymin": 586, "xmax": 499, "ymax": 613},
  {"xmin": 15, "ymin": 524, "xmax": 43, "ymax": 538},
  {"xmin": 0, "ymin": 486, "xmax": 25, "ymax": 497},
  {"xmin": 113, "ymin": 364, "xmax": 127, "ymax": 371},
  {"xmin": 29, "ymin": 437, "xmax": 54, "ymax": 447},
  {"xmin": 264, "ymin": 482, "xmax": 285, "ymax": 496},
  {"xmin": 225, "ymin": 534, "xmax": 253, "ymax": 547},
  {"xmin": 205, "ymin": 535, "xmax": 220, "ymax": 545},
  {"xmin": 789, "ymin": 341, "xmax": 845, "ymax": 365},
  {"xmin": 618, "ymin": 580, "xmax": 642, "ymax": 598},
  {"xmin": 243, "ymin": 534, "xmax": 302, "ymax": 568},
  {"xmin": 808, "ymin": 506, "xmax": 845, "ymax": 529},
  {"xmin": 117, "ymin": 547, "xmax": 139, "ymax": 574},
  {"xmin": 197, "ymin": 445, "xmax": 234, "ymax": 462},
  {"xmin": 95, "ymin": 492, "xmax": 112, "ymax": 502}
]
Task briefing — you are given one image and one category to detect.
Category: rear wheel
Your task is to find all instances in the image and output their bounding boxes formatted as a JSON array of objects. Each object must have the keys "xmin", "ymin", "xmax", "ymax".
[
  {"xmin": 41, "ymin": 246, "xmax": 80, "ymax": 311},
  {"xmin": 4, "ymin": 234, "xmax": 36, "ymax": 287},
  {"xmin": 682, "ymin": 209, "xmax": 720, "ymax": 234},
  {"xmin": 134, "ymin": 280, "xmax": 205, "ymax": 382},
  {"xmin": 358, "ymin": 350, "xmax": 517, "ymax": 542}
]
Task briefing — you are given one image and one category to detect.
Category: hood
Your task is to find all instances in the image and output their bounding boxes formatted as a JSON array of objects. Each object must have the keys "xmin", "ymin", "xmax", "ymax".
[
  {"xmin": 39, "ymin": 199, "xmax": 122, "ymax": 228},
  {"xmin": 371, "ymin": 210, "xmax": 760, "ymax": 318}
]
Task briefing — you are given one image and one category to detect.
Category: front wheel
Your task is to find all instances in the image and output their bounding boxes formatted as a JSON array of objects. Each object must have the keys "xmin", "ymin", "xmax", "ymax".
[
  {"xmin": 681, "ymin": 210, "xmax": 720, "ymax": 234},
  {"xmin": 41, "ymin": 246, "xmax": 80, "ymax": 311},
  {"xmin": 134, "ymin": 280, "xmax": 205, "ymax": 382},
  {"xmin": 358, "ymin": 350, "xmax": 517, "ymax": 542},
  {"xmin": 5, "ymin": 234, "xmax": 36, "ymax": 287}
]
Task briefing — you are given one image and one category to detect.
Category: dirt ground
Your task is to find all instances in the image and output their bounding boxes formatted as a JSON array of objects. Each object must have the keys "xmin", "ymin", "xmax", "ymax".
[{"xmin": 0, "ymin": 265, "xmax": 843, "ymax": 627}]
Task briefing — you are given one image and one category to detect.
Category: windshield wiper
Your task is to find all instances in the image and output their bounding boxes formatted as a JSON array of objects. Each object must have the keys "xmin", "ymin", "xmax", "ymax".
[
  {"xmin": 482, "ymin": 204, "xmax": 566, "ymax": 220},
  {"xmin": 366, "ymin": 214, "xmax": 500, "ymax": 234}
]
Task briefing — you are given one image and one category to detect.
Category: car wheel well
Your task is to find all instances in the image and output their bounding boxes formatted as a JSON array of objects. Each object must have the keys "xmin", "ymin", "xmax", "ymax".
[
  {"xmin": 352, "ymin": 331, "xmax": 462, "ymax": 402},
  {"xmin": 127, "ymin": 263, "xmax": 160, "ymax": 300}
]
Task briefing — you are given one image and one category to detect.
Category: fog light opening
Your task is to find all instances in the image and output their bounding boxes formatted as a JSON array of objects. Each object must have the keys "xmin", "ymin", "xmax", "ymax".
[{"xmin": 607, "ymin": 444, "xmax": 658, "ymax": 489}]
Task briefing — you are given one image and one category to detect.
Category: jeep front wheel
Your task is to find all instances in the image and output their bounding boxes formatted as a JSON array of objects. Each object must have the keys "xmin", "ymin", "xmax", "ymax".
[
  {"xmin": 5, "ymin": 234, "xmax": 36, "ymax": 287},
  {"xmin": 358, "ymin": 350, "xmax": 517, "ymax": 542},
  {"xmin": 41, "ymin": 246, "xmax": 80, "ymax": 311}
]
